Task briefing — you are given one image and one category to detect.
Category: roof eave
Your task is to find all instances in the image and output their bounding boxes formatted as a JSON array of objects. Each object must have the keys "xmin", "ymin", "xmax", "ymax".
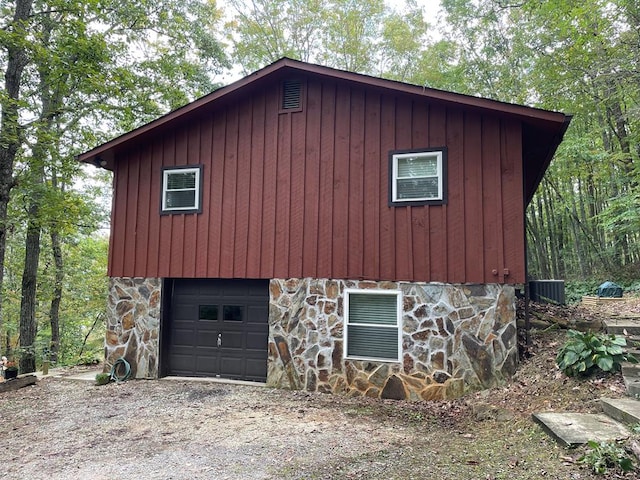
[
  {"xmin": 524, "ymin": 114, "xmax": 573, "ymax": 206},
  {"xmin": 78, "ymin": 57, "xmax": 570, "ymax": 169},
  {"xmin": 77, "ymin": 59, "xmax": 302, "ymax": 167}
]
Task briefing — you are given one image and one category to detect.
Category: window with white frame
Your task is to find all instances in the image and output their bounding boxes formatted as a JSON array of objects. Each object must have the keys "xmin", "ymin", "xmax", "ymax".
[
  {"xmin": 389, "ymin": 148, "xmax": 446, "ymax": 205},
  {"xmin": 344, "ymin": 289, "xmax": 402, "ymax": 362},
  {"xmin": 161, "ymin": 166, "xmax": 202, "ymax": 213}
]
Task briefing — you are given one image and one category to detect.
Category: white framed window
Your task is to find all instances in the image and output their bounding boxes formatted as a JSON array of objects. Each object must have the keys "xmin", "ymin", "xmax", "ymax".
[
  {"xmin": 344, "ymin": 289, "xmax": 402, "ymax": 362},
  {"xmin": 161, "ymin": 165, "xmax": 202, "ymax": 213},
  {"xmin": 389, "ymin": 148, "xmax": 446, "ymax": 205}
]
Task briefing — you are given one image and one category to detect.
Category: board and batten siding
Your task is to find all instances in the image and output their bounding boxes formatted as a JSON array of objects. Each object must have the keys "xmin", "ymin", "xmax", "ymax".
[{"xmin": 108, "ymin": 75, "xmax": 524, "ymax": 284}]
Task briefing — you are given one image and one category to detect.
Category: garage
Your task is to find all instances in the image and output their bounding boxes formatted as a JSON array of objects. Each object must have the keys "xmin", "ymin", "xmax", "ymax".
[{"xmin": 163, "ymin": 279, "xmax": 269, "ymax": 382}]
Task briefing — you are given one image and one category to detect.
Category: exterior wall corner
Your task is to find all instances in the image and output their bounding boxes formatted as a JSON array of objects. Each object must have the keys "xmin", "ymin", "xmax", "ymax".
[{"xmin": 105, "ymin": 277, "xmax": 162, "ymax": 379}]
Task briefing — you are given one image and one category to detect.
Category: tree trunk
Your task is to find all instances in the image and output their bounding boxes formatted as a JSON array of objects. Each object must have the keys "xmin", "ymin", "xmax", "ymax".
[
  {"xmin": 541, "ymin": 181, "xmax": 560, "ymax": 278},
  {"xmin": 569, "ymin": 192, "xmax": 587, "ymax": 277},
  {"xmin": 0, "ymin": 0, "xmax": 34, "ymax": 349},
  {"xmin": 19, "ymin": 204, "xmax": 41, "ymax": 374},
  {"xmin": 49, "ymin": 228, "xmax": 63, "ymax": 364},
  {"xmin": 19, "ymin": 9, "xmax": 58, "ymax": 374},
  {"xmin": 533, "ymin": 194, "xmax": 551, "ymax": 278}
]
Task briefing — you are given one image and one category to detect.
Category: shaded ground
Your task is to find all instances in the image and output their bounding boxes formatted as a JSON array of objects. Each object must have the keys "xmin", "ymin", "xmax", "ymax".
[{"xmin": 2, "ymin": 297, "xmax": 639, "ymax": 479}]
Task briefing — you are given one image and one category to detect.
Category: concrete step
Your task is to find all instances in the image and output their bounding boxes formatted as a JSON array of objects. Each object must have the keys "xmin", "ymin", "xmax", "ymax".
[
  {"xmin": 624, "ymin": 376, "xmax": 640, "ymax": 398},
  {"xmin": 601, "ymin": 397, "xmax": 640, "ymax": 426},
  {"xmin": 625, "ymin": 338, "xmax": 640, "ymax": 349},
  {"xmin": 604, "ymin": 318, "xmax": 640, "ymax": 336},
  {"xmin": 621, "ymin": 358, "xmax": 640, "ymax": 375},
  {"xmin": 532, "ymin": 412, "xmax": 630, "ymax": 448},
  {"xmin": 621, "ymin": 362, "xmax": 640, "ymax": 377}
]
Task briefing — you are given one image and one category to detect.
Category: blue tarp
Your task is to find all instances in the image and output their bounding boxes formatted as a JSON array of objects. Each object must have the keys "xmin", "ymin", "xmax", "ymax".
[{"xmin": 596, "ymin": 281, "xmax": 623, "ymax": 298}]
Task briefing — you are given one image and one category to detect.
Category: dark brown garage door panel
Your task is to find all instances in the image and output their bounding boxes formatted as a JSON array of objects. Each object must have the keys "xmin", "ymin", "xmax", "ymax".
[{"xmin": 166, "ymin": 279, "xmax": 269, "ymax": 381}]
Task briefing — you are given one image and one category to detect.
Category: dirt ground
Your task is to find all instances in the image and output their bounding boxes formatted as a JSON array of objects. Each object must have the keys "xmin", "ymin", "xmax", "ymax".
[{"xmin": 2, "ymin": 297, "xmax": 639, "ymax": 480}]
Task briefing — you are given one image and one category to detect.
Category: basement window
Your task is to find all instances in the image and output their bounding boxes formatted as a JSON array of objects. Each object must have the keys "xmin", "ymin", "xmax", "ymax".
[
  {"xmin": 389, "ymin": 148, "xmax": 447, "ymax": 206},
  {"xmin": 344, "ymin": 289, "xmax": 402, "ymax": 362},
  {"xmin": 161, "ymin": 165, "xmax": 203, "ymax": 214},
  {"xmin": 280, "ymin": 79, "xmax": 303, "ymax": 112}
]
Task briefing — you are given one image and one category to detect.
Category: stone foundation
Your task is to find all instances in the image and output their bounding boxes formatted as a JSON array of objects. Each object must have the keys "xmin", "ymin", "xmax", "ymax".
[
  {"xmin": 105, "ymin": 277, "xmax": 161, "ymax": 378},
  {"xmin": 104, "ymin": 276, "xmax": 517, "ymax": 399},
  {"xmin": 267, "ymin": 279, "xmax": 517, "ymax": 400}
]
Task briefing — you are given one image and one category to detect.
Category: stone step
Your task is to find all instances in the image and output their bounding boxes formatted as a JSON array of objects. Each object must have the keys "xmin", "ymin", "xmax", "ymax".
[
  {"xmin": 621, "ymin": 361, "xmax": 640, "ymax": 377},
  {"xmin": 604, "ymin": 318, "xmax": 640, "ymax": 336},
  {"xmin": 601, "ymin": 397, "xmax": 640, "ymax": 426},
  {"xmin": 624, "ymin": 338, "xmax": 640, "ymax": 349},
  {"xmin": 532, "ymin": 412, "xmax": 630, "ymax": 448},
  {"xmin": 624, "ymin": 376, "xmax": 640, "ymax": 398}
]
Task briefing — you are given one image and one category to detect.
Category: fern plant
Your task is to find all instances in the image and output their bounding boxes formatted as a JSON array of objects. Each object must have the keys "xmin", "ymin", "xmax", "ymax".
[{"xmin": 556, "ymin": 330, "xmax": 637, "ymax": 377}]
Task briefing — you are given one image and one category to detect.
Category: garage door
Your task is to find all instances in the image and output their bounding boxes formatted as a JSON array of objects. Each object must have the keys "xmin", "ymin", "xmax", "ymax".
[{"xmin": 165, "ymin": 279, "xmax": 269, "ymax": 382}]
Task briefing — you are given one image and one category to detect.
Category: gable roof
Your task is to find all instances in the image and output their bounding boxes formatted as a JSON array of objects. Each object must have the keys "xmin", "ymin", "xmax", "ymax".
[{"xmin": 78, "ymin": 57, "xmax": 570, "ymax": 205}]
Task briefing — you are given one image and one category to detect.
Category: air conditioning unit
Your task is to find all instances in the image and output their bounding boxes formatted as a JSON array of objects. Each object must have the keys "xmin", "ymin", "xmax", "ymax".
[{"xmin": 529, "ymin": 280, "xmax": 565, "ymax": 305}]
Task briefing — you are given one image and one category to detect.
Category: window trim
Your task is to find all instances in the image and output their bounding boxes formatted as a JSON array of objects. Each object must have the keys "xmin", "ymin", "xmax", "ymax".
[
  {"xmin": 388, "ymin": 147, "xmax": 447, "ymax": 206},
  {"xmin": 160, "ymin": 165, "xmax": 203, "ymax": 214},
  {"xmin": 343, "ymin": 288, "xmax": 402, "ymax": 363}
]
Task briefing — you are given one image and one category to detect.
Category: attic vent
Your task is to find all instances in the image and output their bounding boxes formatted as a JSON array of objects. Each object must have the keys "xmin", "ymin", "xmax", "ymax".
[{"xmin": 281, "ymin": 80, "xmax": 302, "ymax": 110}]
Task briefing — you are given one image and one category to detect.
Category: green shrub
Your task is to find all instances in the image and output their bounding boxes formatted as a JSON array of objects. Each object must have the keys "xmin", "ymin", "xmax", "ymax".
[
  {"xmin": 564, "ymin": 281, "xmax": 601, "ymax": 305},
  {"xmin": 578, "ymin": 440, "xmax": 634, "ymax": 475},
  {"xmin": 95, "ymin": 372, "xmax": 111, "ymax": 385},
  {"xmin": 556, "ymin": 330, "xmax": 636, "ymax": 376}
]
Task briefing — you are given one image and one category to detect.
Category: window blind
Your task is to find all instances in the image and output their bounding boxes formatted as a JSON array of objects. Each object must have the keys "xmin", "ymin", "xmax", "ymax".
[{"xmin": 346, "ymin": 293, "xmax": 399, "ymax": 361}]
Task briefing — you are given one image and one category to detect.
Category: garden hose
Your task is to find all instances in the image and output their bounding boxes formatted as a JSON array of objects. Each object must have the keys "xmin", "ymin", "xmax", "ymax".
[{"xmin": 110, "ymin": 357, "xmax": 132, "ymax": 382}]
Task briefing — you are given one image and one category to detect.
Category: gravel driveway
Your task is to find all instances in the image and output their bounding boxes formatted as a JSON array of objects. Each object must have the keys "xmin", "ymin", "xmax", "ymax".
[
  {"xmin": 2, "ymin": 377, "xmax": 409, "ymax": 480},
  {"xmin": 2, "ymin": 370, "xmax": 604, "ymax": 480}
]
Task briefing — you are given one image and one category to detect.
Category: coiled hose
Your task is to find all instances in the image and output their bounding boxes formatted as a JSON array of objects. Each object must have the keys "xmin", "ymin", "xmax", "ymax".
[{"xmin": 110, "ymin": 357, "xmax": 132, "ymax": 382}]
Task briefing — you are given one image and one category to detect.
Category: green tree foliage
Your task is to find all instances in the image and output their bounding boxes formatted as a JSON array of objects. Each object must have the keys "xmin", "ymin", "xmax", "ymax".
[
  {"xmin": 3, "ymin": 0, "xmax": 639, "ymax": 367},
  {"xmin": 523, "ymin": 0, "xmax": 640, "ymax": 279},
  {"xmin": 318, "ymin": 0, "xmax": 386, "ymax": 72},
  {"xmin": 437, "ymin": 0, "xmax": 535, "ymax": 102},
  {"xmin": 225, "ymin": 0, "xmax": 433, "ymax": 77},
  {"xmin": 0, "ymin": 0, "xmax": 228, "ymax": 369},
  {"xmin": 437, "ymin": 0, "xmax": 640, "ymax": 282},
  {"xmin": 225, "ymin": 0, "xmax": 325, "ymax": 73},
  {"xmin": 378, "ymin": 2, "xmax": 431, "ymax": 82},
  {"xmin": 4, "ymin": 231, "xmax": 109, "ymax": 365}
]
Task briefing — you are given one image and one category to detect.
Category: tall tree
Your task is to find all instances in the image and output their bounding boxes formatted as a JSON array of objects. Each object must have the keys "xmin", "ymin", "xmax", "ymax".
[
  {"xmin": 378, "ymin": 1, "xmax": 431, "ymax": 82},
  {"xmin": 436, "ymin": 0, "xmax": 640, "ymax": 281},
  {"xmin": 318, "ymin": 0, "xmax": 386, "ymax": 72},
  {"xmin": 225, "ymin": 0, "xmax": 433, "ymax": 77},
  {"xmin": 0, "ymin": 0, "xmax": 33, "ymax": 353},
  {"xmin": 226, "ymin": 0, "xmax": 325, "ymax": 74},
  {"xmin": 1, "ymin": 0, "xmax": 228, "ymax": 369}
]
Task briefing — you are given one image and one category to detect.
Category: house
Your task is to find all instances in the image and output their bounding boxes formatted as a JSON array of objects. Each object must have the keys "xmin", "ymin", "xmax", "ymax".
[{"xmin": 79, "ymin": 58, "xmax": 570, "ymax": 401}]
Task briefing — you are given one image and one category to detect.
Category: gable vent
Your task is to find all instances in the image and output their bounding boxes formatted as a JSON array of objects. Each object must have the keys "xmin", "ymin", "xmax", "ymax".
[{"xmin": 282, "ymin": 80, "xmax": 302, "ymax": 110}]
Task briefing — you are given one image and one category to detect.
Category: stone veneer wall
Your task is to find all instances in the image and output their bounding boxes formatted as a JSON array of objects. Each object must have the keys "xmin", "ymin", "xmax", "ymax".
[
  {"xmin": 267, "ymin": 279, "xmax": 517, "ymax": 401},
  {"xmin": 105, "ymin": 277, "xmax": 162, "ymax": 378}
]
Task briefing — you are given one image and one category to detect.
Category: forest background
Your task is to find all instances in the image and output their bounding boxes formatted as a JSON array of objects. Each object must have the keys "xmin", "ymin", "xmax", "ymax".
[{"xmin": 0, "ymin": 0, "xmax": 638, "ymax": 373}]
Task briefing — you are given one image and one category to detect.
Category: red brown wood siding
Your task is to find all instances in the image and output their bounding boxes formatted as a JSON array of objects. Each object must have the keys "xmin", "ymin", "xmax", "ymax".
[{"xmin": 108, "ymin": 75, "xmax": 525, "ymax": 284}]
